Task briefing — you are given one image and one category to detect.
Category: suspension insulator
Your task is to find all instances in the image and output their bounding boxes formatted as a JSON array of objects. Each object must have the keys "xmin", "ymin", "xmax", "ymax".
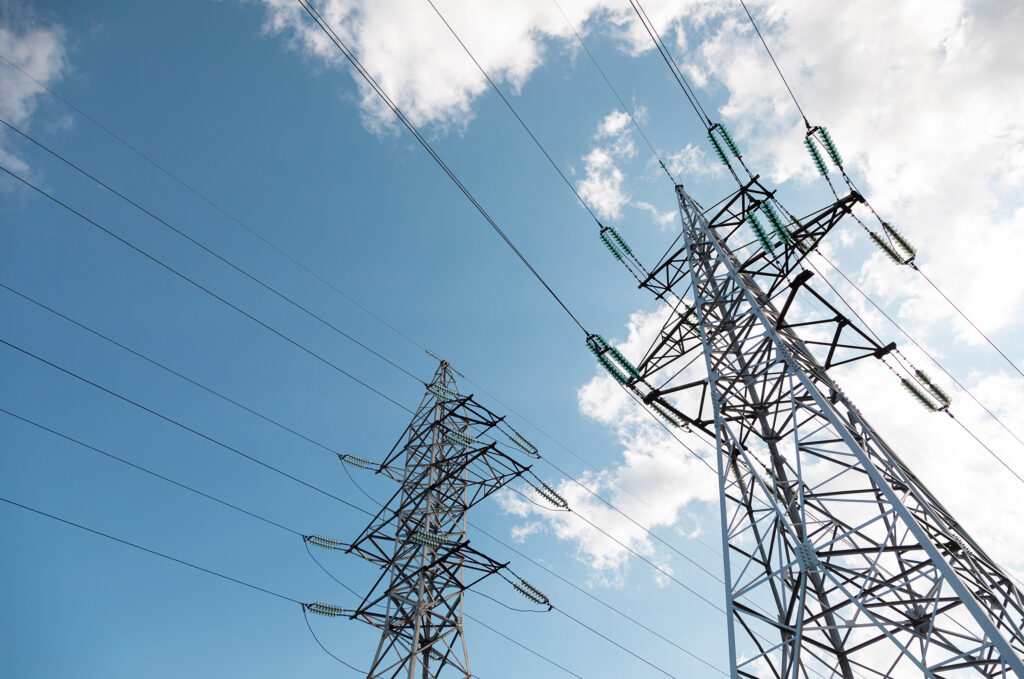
[
  {"xmin": 427, "ymin": 383, "xmax": 460, "ymax": 401},
  {"xmin": 901, "ymin": 378, "xmax": 940, "ymax": 412},
  {"xmin": 760, "ymin": 201, "xmax": 793, "ymax": 244},
  {"xmin": 586, "ymin": 334, "xmax": 639, "ymax": 384},
  {"xmin": 409, "ymin": 531, "xmax": 446, "ymax": 549},
  {"xmin": 605, "ymin": 225, "xmax": 633, "ymax": 255},
  {"xmin": 513, "ymin": 578, "xmax": 550, "ymax": 606},
  {"xmin": 532, "ymin": 479, "xmax": 569, "ymax": 509},
  {"xmin": 818, "ymin": 127, "xmax": 843, "ymax": 167},
  {"xmin": 503, "ymin": 424, "xmax": 538, "ymax": 456},
  {"xmin": 305, "ymin": 602, "xmax": 347, "ymax": 617},
  {"xmin": 868, "ymin": 231, "xmax": 904, "ymax": 264},
  {"xmin": 915, "ymin": 369, "xmax": 951, "ymax": 406},
  {"xmin": 339, "ymin": 454, "xmax": 373, "ymax": 470},
  {"xmin": 746, "ymin": 213, "xmax": 775, "ymax": 254},
  {"xmin": 882, "ymin": 222, "xmax": 917, "ymax": 258},
  {"xmin": 715, "ymin": 123, "xmax": 742, "ymax": 159},
  {"xmin": 443, "ymin": 430, "xmax": 476, "ymax": 448},
  {"xmin": 804, "ymin": 136, "xmax": 829, "ymax": 176},
  {"xmin": 650, "ymin": 400, "xmax": 684, "ymax": 428},
  {"xmin": 707, "ymin": 130, "xmax": 730, "ymax": 167},
  {"xmin": 306, "ymin": 534, "xmax": 345, "ymax": 550},
  {"xmin": 598, "ymin": 228, "xmax": 622, "ymax": 260}
]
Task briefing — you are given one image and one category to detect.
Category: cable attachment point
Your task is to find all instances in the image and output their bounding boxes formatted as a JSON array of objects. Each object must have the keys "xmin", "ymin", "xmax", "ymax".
[
  {"xmin": 586, "ymin": 334, "xmax": 639, "ymax": 385},
  {"xmin": 598, "ymin": 224, "xmax": 633, "ymax": 263},
  {"xmin": 512, "ymin": 577, "xmax": 551, "ymax": 607},
  {"xmin": 408, "ymin": 531, "xmax": 447, "ymax": 550},
  {"xmin": 868, "ymin": 231, "xmax": 904, "ymax": 264},
  {"xmin": 528, "ymin": 477, "xmax": 569, "ymax": 509},
  {"xmin": 339, "ymin": 454, "xmax": 374, "ymax": 470},
  {"xmin": 427, "ymin": 383, "xmax": 460, "ymax": 401},
  {"xmin": 304, "ymin": 602, "xmax": 348, "ymax": 617},
  {"xmin": 803, "ymin": 134, "xmax": 829, "ymax": 176},
  {"xmin": 442, "ymin": 429, "xmax": 476, "ymax": 448},
  {"xmin": 305, "ymin": 534, "xmax": 345, "ymax": 550},
  {"xmin": 746, "ymin": 213, "xmax": 775, "ymax": 254},
  {"xmin": 882, "ymin": 222, "xmax": 917, "ymax": 259},
  {"xmin": 650, "ymin": 398, "xmax": 685, "ymax": 428},
  {"xmin": 759, "ymin": 200, "xmax": 793, "ymax": 245},
  {"xmin": 901, "ymin": 378, "xmax": 941, "ymax": 412},
  {"xmin": 817, "ymin": 126, "xmax": 843, "ymax": 167},
  {"xmin": 501, "ymin": 424, "xmax": 539, "ymax": 457},
  {"xmin": 915, "ymin": 369, "xmax": 952, "ymax": 407}
]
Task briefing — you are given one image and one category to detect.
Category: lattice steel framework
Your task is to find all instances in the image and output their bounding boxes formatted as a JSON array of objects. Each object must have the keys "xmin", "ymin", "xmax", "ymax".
[
  {"xmin": 347, "ymin": 361, "xmax": 537, "ymax": 679},
  {"xmin": 626, "ymin": 179, "xmax": 1024, "ymax": 677}
]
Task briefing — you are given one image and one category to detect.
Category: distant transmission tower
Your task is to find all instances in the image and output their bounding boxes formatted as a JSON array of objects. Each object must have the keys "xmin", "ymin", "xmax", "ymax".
[
  {"xmin": 599, "ymin": 178, "xmax": 1024, "ymax": 677},
  {"xmin": 343, "ymin": 360, "xmax": 545, "ymax": 679}
]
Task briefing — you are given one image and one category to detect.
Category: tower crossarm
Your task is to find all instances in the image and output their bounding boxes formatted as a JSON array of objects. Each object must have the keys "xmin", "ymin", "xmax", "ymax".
[{"xmin": 662, "ymin": 183, "xmax": 1024, "ymax": 677}]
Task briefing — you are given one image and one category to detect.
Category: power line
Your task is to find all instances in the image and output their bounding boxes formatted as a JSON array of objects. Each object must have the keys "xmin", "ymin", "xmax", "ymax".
[
  {"xmin": 627, "ymin": 0, "xmax": 711, "ymax": 129},
  {"xmin": 0, "ymin": 53, "xmax": 430, "ymax": 362},
  {"xmin": 552, "ymin": 0, "xmax": 676, "ymax": 184},
  {"xmin": 0, "ymin": 281, "xmax": 350, "ymax": 460},
  {"xmin": 0, "ymin": 162, "xmax": 413, "ymax": 414},
  {"xmin": 0, "ymin": 407, "xmax": 305, "ymax": 536},
  {"xmin": 473, "ymin": 522, "xmax": 727, "ymax": 674},
  {"xmin": 295, "ymin": 0, "xmax": 589, "ymax": 334},
  {"xmin": 735, "ymin": 0, "xmax": 809, "ymax": 128},
  {"xmin": 462, "ymin": 612, "xmax": 584, "ymax": 679},
  {"xmin": 0, "ymin": 116, "xmax": 423, "ymax": 385},
  {"xmin": 0, "ymin": 494, "xmax": 302, "ymax": 604},
  {"xmin": 5, "ymin": 39, "xmax": 720, "ymax": 574},
  {"xmin": 0, "ymin": 335, "xmax": 372, "ymax": 517},
  {"xmin": 424, "ymin": 0, "xmax": 600, "ymax": 224}
]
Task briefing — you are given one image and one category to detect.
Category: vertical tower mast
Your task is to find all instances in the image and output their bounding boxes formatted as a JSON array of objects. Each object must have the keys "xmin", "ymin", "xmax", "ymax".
[
  {"xmin": 347, "ymin": 361, "xmax": 537, "ymax": 679},
  {"xmin": 626, "ymin": 181, "xmax": 1024, "ymax": 677}
]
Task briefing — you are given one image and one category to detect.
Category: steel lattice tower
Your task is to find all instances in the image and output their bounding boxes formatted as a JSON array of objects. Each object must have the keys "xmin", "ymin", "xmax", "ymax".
[
  {"xmin": 346, "ymin": 361, "xmax": 539, "ymax": 679},
  {"xmin": 616, "ymin": 179, "xmax": 1024, "ymax": 677}
]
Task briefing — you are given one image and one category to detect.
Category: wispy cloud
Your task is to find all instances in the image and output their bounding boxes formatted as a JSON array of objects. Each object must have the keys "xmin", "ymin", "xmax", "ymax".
[{"xmin": 0, "ymin": 15, "xmax": 68, "ymax": 174}]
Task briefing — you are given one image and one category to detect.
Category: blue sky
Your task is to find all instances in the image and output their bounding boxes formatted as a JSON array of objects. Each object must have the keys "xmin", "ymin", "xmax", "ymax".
[{"xmin": 2, "ymin": 0, "xmax": 1023, "ymax": 677}]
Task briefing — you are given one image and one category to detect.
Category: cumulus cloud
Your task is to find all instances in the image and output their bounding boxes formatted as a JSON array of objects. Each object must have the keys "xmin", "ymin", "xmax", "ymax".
[
  {"xmin": 0, "ymin": 11, "xmax": 68, "ymax": 173},
  {"xmin": 499, "ymin": 306, "xmax": 719, "ymax": 583}
]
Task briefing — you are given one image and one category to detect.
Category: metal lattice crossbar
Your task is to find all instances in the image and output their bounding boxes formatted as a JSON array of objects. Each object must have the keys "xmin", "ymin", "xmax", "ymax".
[
  {"xmin": 348, "ymin": 361, "xmax": 533, "ymax": 679},
  {"xmin": 635, "ymin": 183, "xmax": 1024, "ymax": 678}
]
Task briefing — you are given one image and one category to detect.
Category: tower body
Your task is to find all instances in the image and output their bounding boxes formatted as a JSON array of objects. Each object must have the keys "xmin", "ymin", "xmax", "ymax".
[
  {"xmin": 631, "ymin": 182, "xmax": 1024, "ymax": 677},
  {"xmin": 348, "ymin": 361, "xmax": 532, "ymax": 679}
]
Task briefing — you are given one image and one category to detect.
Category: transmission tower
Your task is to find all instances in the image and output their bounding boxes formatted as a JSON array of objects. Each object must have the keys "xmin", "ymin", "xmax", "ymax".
[
  {"xmin": 598, "ymin": 178, "xmax": 1024, "ymax": 677},
  {"xmin": 343, "ymin": 360, "xmax": 545, "ymax": 679}
]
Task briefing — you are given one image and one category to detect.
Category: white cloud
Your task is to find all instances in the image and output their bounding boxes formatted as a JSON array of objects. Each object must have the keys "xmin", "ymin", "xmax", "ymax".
[
  {"xmin": 0, "ymin": 15, "xmax": 68, "ymax": 173},
  {"xmin": 500, "ymin": 307, "xmax": 719, "ymax": 583}
]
